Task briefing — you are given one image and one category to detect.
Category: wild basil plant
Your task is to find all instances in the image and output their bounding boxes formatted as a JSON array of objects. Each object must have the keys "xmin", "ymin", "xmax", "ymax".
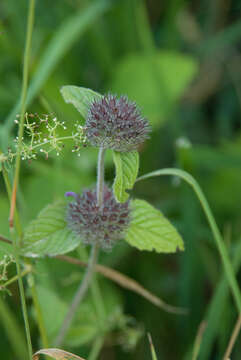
[{"xmin": 1, "ymin": 86, "xmax": 241, "ymax": 360}]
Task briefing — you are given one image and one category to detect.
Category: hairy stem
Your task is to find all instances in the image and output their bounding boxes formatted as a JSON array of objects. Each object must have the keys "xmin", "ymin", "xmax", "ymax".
[
  {"xmin": 97, "ymin": 147, "xmax": 106, "ymax": 205},
  {"xmin": 54, "ymin": 242, "xmax": 99, "ymax": 347},
  {"xmin": 137, "ymin": 168, "xmax": 241, "ymax": 313},
  {"xmin": 54, "ymin": 147, "xmax": 106, "ymax": 346}
]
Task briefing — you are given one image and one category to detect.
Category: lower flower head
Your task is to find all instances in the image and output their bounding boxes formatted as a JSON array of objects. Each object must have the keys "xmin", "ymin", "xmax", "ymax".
[
  {"xmin": 65, "ymin": 187, "xmax": 130, "ymax": 251},
  {"xmin": 85, "ymin": 94, "xmax": 151, "ymax": 152}
]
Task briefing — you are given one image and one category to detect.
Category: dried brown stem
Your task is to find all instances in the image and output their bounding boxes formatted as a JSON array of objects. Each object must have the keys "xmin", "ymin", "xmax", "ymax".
[
  {"xmin": 223, "ymin": 315, "xmax": 241, "ymax": 360},
  {"xmin": 0, "ymin": 235, "xmax": 12, "ymax": 245},
  {"xmin": 56, "ymin": 254, "xmax": 188, "ymax": 315}
]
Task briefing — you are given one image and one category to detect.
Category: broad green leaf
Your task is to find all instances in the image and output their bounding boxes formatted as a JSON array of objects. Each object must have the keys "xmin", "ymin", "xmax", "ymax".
[
  {"xmin": 126, "ymin": 199, "xmax": 184, "ymax": 253},
  {"xmin": 60, "ymin": 86, "xmax": 102, "ymax": 119},
  {"xmin": 22, "ymin": 201, "xmax": 81, "ymax": 257},
  {"xmin": 110, "ymin": 51, "xmax": 198, "ymax": 127},
  {"xmin": 112, "ymin": 151, "xmax": 139, "ymax": 202},
  {"xmin": 33, "ymin": 348, "xmax": 85, "ymax": 360}
]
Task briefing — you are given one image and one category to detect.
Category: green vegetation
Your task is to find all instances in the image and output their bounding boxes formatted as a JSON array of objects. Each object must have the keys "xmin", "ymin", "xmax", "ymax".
[{"xmin": 0, "ymin": 0, "xmax": 241, "ymax": 359}]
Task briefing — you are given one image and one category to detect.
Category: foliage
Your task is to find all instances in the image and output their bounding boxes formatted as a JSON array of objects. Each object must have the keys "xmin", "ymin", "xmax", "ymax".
[{"xmin": 0, "ymin": 0, "xmax": 241, "ymax": 359}]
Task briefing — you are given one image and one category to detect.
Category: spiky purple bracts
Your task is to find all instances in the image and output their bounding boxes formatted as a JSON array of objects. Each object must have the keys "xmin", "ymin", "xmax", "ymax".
[
  {"xmin": 85, "ymin": 94, "xmax": 151, "ymax": 152},
  {"xmin": 65, "ymin": 187, "xmax": 130, "ymax": 250}
]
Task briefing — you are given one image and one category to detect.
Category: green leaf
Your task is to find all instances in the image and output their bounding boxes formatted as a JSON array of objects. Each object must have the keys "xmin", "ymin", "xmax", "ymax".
[
  {"xmin": 22, "ymin": 201, "xmax": 81, "ymax": 257},
  {"xmin": 125, "ymin": 199, "xmax": 184, "ymax": 253},
  {"xmin": 60, "ymin": 86, "xmax": 102, "ymax": 119},
  {"xmin": 110, "ymin": 51, "xmax": 198, "ymax": 127},
  {"xmin": 112, "ymin": 151, "xmax": 139, "ymax": 202}
]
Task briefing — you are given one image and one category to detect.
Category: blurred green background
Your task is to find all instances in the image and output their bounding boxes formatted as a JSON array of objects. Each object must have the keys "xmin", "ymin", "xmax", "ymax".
[{"xmin": 0, "ymin": 0, "xmax": 241, "ymax": 359}]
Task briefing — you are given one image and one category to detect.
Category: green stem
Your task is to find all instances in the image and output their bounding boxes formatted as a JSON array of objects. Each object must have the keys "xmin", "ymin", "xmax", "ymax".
[
  {"xmin": 28, "ymin": 274, "xmax": 49, "ymax": 348},
  {"xmin": 1, "ymin": 266, "xmax": 32, "ymax": 289},
  {"xmin": 12, "ymin": 238, "xmax": 33, "ymax": 360},
  {"xmin": 91, "ymin": 276, "xmax": 106, "ymax": 321},
  {"xmin": 2, "ymin": 166, "xmax": 33, "ymax": 358},
  {"xmin": 97, "ymin": 147, "xmax": 106, "ymax": 205},
  {"xmin": 9, "ymin": 0, "xmax": 35, "ymax": 230},
  {"xmin": 0, "ymin": 296, "xmax": 28, "ymax": 359},
  {"xmin": 2, "ymin": 165, "xmax": 22, "ymax": 238},
  {"xmin": 88, "ymin": 336, "xmax": 105, "ymax": 360},
  {"xmin": 137, "ymin": 168, "xmax": 241, "ymax": 313},
  {"xmin": 7, "ymin": 1, "xmax": 35, "ymax": 358},
  {"xmin": 54, "ymin": 147, "xmax": 106, "ymax": 346},
  {"xmin": 54, "ymin": 244, "xmax": 99, "ymax": 347}
]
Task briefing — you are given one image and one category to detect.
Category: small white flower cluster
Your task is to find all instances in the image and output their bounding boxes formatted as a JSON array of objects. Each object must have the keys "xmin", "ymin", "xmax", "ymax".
[
  {"xmin": 5, "ymin": 113, "xmax": 87, "ymax": 164},
  {"xmin": 0, "ymin": 255, "xmax": 14, "ymax": 282}
]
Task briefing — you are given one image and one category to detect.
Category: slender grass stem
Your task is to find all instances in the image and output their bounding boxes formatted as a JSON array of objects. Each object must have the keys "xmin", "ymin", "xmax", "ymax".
[
  {"xmin": 137, "ymin": 168, "xmax": 241, "ymax": 313},
  {"xmin": 192, "ymin": 321, "xmax": 207, "ymax": 360},
  {"xmin": 2, "ymin": 165, "xmax": 33, "ymax": 358},
  {"xmin": 0, "ymin": 296, "xmax": 28, "ymax": 359},
  {"xmin": 9, "ymin": 0, "xmax": 35, "ymax": 230},
  {"xmin": 88, "ymin": 336, "xmax": 105, "ymax": 360},
  {"xmin": 54, "ymin": 147, "xmax": 106, "ymax": 347},
  {"xmin": 147, "ymin": 333, "xmax": 158, "ymax": 360},
  {"xmin": 4, "ymin": 1, "xmax": 35, "ymax": 357},
  {"xmin": 223, "ymin": 315, "xmax": 241, "ymax": 360},
  {"xmin": 29, "ymin": 275, "xmax": 49, "ymax": 348},
  {"xmin": 12, "ymin": 238, "xmax": 33, "ymax": 360}
]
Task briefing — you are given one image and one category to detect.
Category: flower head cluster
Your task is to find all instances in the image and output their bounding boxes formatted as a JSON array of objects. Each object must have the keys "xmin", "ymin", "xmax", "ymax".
[
  {"xmin": 85, "ymin": 94, "xmax": 151, "ymax": 152},
  {"xmin": 66, "ymin": 186, "xmax": 130, "ymax": 250}
]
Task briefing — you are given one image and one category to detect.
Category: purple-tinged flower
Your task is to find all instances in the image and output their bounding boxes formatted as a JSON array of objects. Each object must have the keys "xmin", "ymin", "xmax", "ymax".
[
  {"xmin": 65, "ymin": 187, "xmax": 130, "ymax": 250},
  {"xmin": 85, "ymin": 94, "xmax": 151, "ymax": 152}
]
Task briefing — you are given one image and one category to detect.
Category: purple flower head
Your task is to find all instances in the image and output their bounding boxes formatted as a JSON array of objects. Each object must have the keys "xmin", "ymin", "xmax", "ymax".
[
  {"xmin": 85, "ymin": 94, "xmax": 151, "ymax": 152},
  {"xmin": 66, "ymin": 186, "xmax": 130, "ymax": 251}
]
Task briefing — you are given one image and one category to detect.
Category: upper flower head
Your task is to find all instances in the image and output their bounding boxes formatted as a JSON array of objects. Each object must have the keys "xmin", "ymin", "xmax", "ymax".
[
  {"xmin": 65, "ymin": 186, "xmax": 130, "ymax": 251},
  {"xmin": 85, "ymin": 94, "xmax": 151, "ymax": 152}
]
